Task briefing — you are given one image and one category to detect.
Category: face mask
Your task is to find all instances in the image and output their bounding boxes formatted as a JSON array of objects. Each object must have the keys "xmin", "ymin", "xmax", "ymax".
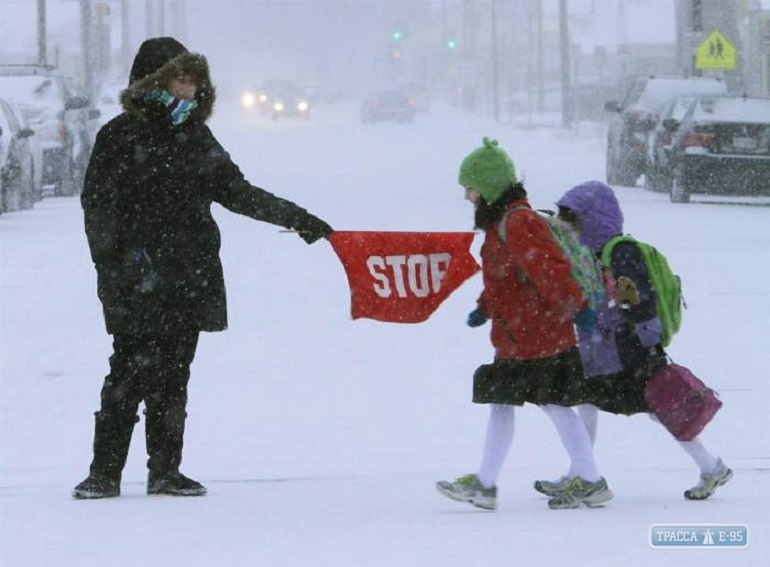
[{"xmin": 158, "ymin": 89, "xmax": 198, "ymax": 126}]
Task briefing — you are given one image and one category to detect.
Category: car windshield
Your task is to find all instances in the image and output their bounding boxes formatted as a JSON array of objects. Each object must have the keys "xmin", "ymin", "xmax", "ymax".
[
  {"xmin": 664, "ymin": 96, "xmax": 698, "ymax": 120},
  {"xmin": 373, "ymin": 91, "xmax": 407, "ymax": 103}
]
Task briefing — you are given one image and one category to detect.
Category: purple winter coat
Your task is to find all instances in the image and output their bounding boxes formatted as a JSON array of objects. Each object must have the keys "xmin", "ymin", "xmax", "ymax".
[{"xmin": 557, "ymin": 181, "xmax": 664, "ymax": 378}]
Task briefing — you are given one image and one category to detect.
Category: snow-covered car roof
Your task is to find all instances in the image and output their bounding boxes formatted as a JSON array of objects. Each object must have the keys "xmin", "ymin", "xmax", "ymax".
[{"xmin": 633, "ymin": 77, "xmax": 727, "ymax": 112}]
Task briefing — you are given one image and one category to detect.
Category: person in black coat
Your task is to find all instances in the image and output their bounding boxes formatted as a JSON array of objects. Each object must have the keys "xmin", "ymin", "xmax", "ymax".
[{"xmin": 73, "ymin": 37, "xmax": 333, "ymax": 499}]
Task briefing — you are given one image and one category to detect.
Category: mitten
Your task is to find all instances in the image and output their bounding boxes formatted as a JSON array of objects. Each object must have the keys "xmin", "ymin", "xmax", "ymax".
[
  {"xmin": 467, "ymin": 308, "xmax": 489, "ymax": 328},
  {"xmin": 573, "ymin": 308, "xmax": 596, "ymax": 333},
  {"xmin": 293, "ymin": 214, "xmax": 334, "ymax": 245}
]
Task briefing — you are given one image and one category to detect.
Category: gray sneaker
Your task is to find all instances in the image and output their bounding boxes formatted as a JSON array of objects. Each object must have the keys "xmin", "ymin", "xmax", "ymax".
[
  {"xmin": 534, "ymin": 476, "xmax": 572, "ymax": 496},
  {"xmin": 685, "ymin": 458, "xmax": 733, "ymax": 501},
  {"xmin": 548, "ymin": 477, "xmax": 614, "ymax": 510},
  {"xmin": 436, "ymin": 473, "xmax": 497, "ymax": 510}
]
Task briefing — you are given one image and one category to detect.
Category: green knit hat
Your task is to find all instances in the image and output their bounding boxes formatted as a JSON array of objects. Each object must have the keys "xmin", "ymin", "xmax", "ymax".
[{"xmin": 458, "ymin": 137, "xmax": 517, "ymax": 204}]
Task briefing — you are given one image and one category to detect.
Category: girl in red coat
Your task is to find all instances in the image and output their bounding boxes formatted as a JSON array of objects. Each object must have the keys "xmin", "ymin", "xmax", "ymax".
[{"xmin": 436, "ymin": 138, "xmax": 611, "ymax": 510}]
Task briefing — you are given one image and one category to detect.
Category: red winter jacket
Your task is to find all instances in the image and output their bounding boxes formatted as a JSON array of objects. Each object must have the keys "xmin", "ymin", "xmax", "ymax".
[{"xmin": 477, "ymin": 200, "xmax": 585, "ymax": 361}]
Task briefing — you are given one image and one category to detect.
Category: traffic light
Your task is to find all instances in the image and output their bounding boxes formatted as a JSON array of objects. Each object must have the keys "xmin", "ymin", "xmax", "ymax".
[
  {"xmin": 447, "ymin": 37, "xmax": 457, "ymax": 50},
  {"xmin": 392, "ymin": 30, "xmax": 403, "ymax": 42}
]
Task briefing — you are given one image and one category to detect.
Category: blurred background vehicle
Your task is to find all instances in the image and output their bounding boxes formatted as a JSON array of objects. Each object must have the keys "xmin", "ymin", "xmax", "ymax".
[
  {"xmin": 360, "ymin": 89, "xmax": 416, "ymax": 125},
  {"xmin": 666, "ymin": 95, "xmax": 770, "ymax": 203},
  {"xmin": 644, "ymin": 94, "xmax": 699, "ymax": 192},
  {"xmin": 302, "ymin": 82, "xmax": 342, "ymax": 105},
  {"xmin": 270, "ymin": 84, "xmax": 311, "ymax": 121},
  {"xmin": 604, "ymin": 75, "xmax": 728, "ymax": 187},
  {"xmin": 240, "ymin": 80, "xmax": 306, "ymax": 118},
  {"xmin": 398, "ymin": 82, "xmax": 431, "ymax": 113},
  {"xmin": 0, "ymin": 65, "xmax": 100, "ymax": 197},
  {"xmin": 0, "ymin": 96, "xmax": 36, "ymax": 212}
]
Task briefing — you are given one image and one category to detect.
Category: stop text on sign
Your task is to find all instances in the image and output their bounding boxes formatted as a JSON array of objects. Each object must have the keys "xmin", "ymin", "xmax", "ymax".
[{"xmin": 367, "ymin": 253, "xmax": 452, "ymax": 298}]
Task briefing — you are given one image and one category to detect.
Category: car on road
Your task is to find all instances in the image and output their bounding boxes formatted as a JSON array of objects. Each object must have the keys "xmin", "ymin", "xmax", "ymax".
[
  {"xmin": 0, "ymin": 65, "xmax": 100, "ymax": 197},
  {"xmin": 664, "ymin": 95, "xmax": 770, "ymax": 203},
  {"xmin": 270, "ymin": 85, "xmax": 311, "ymax": 121},
  {"xmin": 604, "ymin": 76, "xmax": 727, "ymax": 187},
  {"xmin": 360, "ymin": 89, "xmax": 415, "ymax": 124},
  {"xmin": 0, "ymin": 96, "xmax": 36, "ymax": 213}
]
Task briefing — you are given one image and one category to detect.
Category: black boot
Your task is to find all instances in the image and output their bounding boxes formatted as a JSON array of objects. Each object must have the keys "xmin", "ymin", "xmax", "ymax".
[
  {"xmin": 147, "ymin": 472, "xmax": 207, "ymax": 496},
  {"xmin": 145, "ymin": 401, "xmax": 205, "ymax": 496},
  {"xmin": 72, "ymin": 475, "xmax": 121, "ymax": 499},
  {"xmin": 72, "ymin": 410, "xmax": 138, "ymax": 499}
]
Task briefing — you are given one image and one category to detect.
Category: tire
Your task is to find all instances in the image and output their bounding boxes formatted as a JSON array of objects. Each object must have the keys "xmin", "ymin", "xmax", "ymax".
[{"xmin": 669, "ymin": 167, "xmax": 691, "ymax": 203}]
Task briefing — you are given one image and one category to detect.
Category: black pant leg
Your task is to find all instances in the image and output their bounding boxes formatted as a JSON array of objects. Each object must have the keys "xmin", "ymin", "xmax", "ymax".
[
  {"xmin": 143, "ymin": 331, "xmax": 200, "ymax": 479},
  {"xmin": 89, "ymin": 334, "xmax": 148, "ymax": 480}
]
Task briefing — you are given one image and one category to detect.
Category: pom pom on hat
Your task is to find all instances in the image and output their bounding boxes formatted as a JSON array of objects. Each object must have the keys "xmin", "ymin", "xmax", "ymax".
[{"xmin": 458, "ymin": 137, "xmax": 517, "ymax": 204}]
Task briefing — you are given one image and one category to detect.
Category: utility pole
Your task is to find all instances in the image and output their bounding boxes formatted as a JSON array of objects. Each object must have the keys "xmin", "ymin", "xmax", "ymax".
[
  {"xmin": 491, "ymin": 0, "xmax": 500, "ymax": 122},
  {"xmin": 81, "ymin": 0, "xmax": 96, "ymax": 99},
  {"xmin": 146, "ymin": 0, "xmax": 155, "ymax": 37},
  {"xmin": 558, "ymin": 0, "xmax": 571, "ymax": 127},
  {"xmin": 37, "ymin": 0, "xmax": 47, "ymax": 66},
  {"xmin": 171, "ymin": 0, "xmax": 186, "ymax": 42},
  {"xmin": 121, "ymin": 0, "xmax": 130, "ymax": 77}
]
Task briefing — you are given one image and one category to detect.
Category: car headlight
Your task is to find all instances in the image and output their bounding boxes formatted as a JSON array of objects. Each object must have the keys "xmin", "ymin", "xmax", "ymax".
[
  {"xmin": 297, "ymin": 101, "xmax": 309, "ymax": 112},
  {"xmin": 241, "ymin": 92, "xmax": 256, "ymax": 109},
  {"xmin": 274, "ymin": 102, "xmax": 284, "ymax": 112}
]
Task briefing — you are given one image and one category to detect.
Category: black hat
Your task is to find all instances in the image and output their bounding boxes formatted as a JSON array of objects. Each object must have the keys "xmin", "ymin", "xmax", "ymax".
[{"xmin": 129, "ymin": 37, "xmax": 188, "ymax": 85}]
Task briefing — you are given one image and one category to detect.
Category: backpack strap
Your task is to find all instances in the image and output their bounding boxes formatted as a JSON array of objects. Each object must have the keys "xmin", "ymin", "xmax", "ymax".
[
  {"xmin": 600, "ymin": 234, "xmax": 637, "ymax": 268},
  {"xmin": 497, "ymin": 207, "xmax": 553, "ymax": 243}
]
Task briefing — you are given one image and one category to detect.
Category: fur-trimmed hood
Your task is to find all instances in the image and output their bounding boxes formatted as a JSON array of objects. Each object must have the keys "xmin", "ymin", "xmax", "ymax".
[{"xmin": 120, "ymin": 39, "xmax": 215, "ymax": 123}]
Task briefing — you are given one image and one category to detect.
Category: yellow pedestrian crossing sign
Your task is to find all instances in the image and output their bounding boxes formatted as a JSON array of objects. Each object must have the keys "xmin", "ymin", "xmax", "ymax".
[{"xmin": 695, "ymin": 31, "xmax": 736, "ymax": 70}]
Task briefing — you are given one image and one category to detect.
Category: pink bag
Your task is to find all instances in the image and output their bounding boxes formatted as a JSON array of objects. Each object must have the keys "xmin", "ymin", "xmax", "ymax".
[{"xmin": 644, "ymin": 363, "xmax": 723, "ymax": 441}]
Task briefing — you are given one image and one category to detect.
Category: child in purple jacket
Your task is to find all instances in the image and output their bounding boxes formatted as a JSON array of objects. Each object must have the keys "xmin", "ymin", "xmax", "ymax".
[{"xmin": 536, "ymin": 180, "xmax": 732, "ymax": 501}]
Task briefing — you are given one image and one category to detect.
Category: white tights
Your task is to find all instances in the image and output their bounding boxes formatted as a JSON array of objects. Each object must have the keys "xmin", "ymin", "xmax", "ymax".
[
  {"xmin": 476, "ymin": 403, "xmax": 601, "ymax": 489},
  {"xmin": 541, "ymin": 404, "xmax": 600, "ymax": 482},
  {"xmin": 567, "ymin": 404, "xmax": 720, "ymax": 476}
]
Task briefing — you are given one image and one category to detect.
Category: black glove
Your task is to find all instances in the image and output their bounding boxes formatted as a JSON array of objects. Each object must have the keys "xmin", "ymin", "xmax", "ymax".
[{"xmin": 292, "ymin": 214, "xmax": 333, "ymax": 245}]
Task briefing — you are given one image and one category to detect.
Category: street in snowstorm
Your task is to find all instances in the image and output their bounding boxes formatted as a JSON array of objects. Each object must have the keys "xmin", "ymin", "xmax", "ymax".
[{"xmin": 2, "ymin": 98, "xmax": 769, "ymax": 567}]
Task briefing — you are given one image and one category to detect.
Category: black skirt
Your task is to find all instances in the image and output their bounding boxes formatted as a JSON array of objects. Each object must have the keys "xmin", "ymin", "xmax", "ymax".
[
  {"xmin": 472, "ymin": 347, "xmax": 586, "ymax": 406},
  {"xmin": 583, "ymin": 352, "xmax": 667, "ymax": 416}
]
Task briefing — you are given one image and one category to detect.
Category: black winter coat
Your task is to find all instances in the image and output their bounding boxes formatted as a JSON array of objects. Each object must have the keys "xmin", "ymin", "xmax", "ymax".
[{"xmin": 82, "ymin": 50, "xmax": 321, "ymax": 335}]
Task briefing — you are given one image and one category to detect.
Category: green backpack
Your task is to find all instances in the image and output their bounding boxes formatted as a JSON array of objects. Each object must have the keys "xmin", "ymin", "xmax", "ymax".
[
  {"xmin": 498, "ymin": 208, "xmax": 605, "ymax": 312},
  {"xmin": 600, "ymin": 235, "xmax": 684, "ymax": 347}
]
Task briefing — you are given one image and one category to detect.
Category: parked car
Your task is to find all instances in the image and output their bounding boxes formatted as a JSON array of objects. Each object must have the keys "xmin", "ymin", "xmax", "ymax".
[
  {"xmin": 604, "ymin": 76, "xmax": 727, "ymax": 186},
  {"xmin": 0, "ymin": 96, "xmax": 36, "ymax": 212},
  {"xmin": 360, "ymin": 89, "xmax": 415, "ymax": 124},
  {"xmin": 644, "ymin": 95, "xmax": 699, "ymax": 192},
  {"xmin": 664, "ymin": 95, "xmax": 770, "ymax": 203},
  {"xmin": 0, "ymin": 65, "xmax": 100, "ymax": 197}
]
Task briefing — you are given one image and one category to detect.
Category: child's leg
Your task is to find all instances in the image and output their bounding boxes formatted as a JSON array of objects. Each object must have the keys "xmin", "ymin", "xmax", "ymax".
[
  {"xmin": 477, "ymin": 404, "xmax": 515, "ymax": 488},
  {"xmin": 577, "ymin": 403, "xmax": 599, "ymax": 447},
  {"xmin": 678, "ymin": 437, "xmax": 719, "ymax": 474},
  {"xmin": 541, "ymin": 404, "xmax": 600, "ymax": 482}
]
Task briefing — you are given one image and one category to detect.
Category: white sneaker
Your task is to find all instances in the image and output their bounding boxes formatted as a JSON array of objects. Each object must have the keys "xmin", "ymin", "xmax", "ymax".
[
  {"xmin": 685, "ymin": 458, "xmax": 733, "ymax": 501},
  {"xmin": 534, "ymin": 476, "xmax": 572, "ymax": 496},
  {"xmin": 436, "ymin": 473, "xmax": 497, "ymax": 510},
  {"xmin": 548, "ymin": 477, "xmax": 614, "ymax": 510}
]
